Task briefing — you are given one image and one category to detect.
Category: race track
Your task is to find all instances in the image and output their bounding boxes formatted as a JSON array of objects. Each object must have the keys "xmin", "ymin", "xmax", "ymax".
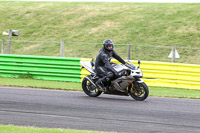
[{"xmin": 0, "ymin": 87, "xmax": 200, "ymax": 133}]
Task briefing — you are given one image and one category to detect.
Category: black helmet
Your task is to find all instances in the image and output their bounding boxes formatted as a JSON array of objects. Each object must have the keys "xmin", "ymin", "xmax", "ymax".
[{"xmin": 103, "ymin": 39, "xmax": 114, "ymax": 51}]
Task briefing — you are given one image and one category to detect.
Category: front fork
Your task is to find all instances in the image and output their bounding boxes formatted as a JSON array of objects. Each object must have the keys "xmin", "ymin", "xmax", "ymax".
[{"xmin": 130, "ymin": 78, "xmax": 144, "ymax": 93}]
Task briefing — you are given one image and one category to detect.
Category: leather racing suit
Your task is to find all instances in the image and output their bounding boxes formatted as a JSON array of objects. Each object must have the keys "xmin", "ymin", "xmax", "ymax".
[{"xmin": 95, "ymin": 47, "xmax": 126, "ymax": 86}]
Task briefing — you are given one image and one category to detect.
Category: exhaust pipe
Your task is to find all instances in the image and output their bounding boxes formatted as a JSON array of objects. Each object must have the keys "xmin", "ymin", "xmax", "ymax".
[{"xmin": 85, "ymin": 76, "xmax": 96, "ymax": 87}]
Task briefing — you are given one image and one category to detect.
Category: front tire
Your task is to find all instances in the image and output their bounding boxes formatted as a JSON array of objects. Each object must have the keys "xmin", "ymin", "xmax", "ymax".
[
  {"xmin": 128, "ymin": 82, "xmax": 149, "ymax": 101},
  {"xmin": 82, "ymin": 77, "xmax": 102, "ymax": 97}
]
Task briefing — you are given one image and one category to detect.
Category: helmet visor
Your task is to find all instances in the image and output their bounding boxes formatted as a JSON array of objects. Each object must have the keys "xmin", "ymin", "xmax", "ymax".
[{"xmin": 106, "ymin": 44, "xmax": 113, "ymax": 50}]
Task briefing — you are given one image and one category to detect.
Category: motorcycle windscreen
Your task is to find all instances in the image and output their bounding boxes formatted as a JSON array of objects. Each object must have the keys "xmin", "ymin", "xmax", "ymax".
[{"xmin": 80, "ymin": 61, "xmax": 95, "ymax": 74}]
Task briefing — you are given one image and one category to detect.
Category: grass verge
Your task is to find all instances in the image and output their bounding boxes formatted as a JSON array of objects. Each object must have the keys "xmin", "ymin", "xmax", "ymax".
[
  {"xmin": 0, "ymin": 2, "xmax": 200, "ymax": 63},
  {"xmin": 0, "ymin": 77, "xmax": 200, "ymax": 99},
  {"xmin": 0, "ymin": 77, "xmax": 81, "ymax": 91},
  {"xmin": 0, "ymin": 125, "xmax": 116, "ymax": 133}
]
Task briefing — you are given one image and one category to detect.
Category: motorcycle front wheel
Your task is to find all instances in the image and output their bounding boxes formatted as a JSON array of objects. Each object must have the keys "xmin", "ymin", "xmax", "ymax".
[
  {"xmin": 128, "ymin": 82, "xmax": 149, "ymax": 101},
  {"xmin": 82, "ymin": 77, "xmax": 102, "ymax": 97}
]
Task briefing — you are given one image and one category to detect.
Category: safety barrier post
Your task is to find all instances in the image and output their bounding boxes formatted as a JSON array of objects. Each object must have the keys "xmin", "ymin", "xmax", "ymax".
[
  {"xmin": 127, "ymin": 44, "xmax": 131, "ymax": 60},
  {"xmin": 1, "ymin": 39, "xmax": 5, "ymax": 54},
  {"xmin": 7, "ymin": 29, "xmax": 12, "ymax": 54},
  {"xmin": 60, "ymin": 40, "xmax": 64, "ymax": 57},
  {"xmin": 172, "ymin": 46, "xmax": 176, "ymax": 63}
]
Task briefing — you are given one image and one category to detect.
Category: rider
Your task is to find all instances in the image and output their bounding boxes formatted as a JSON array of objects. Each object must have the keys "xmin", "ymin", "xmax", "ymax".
[{"xmin": 95, "ymin": 39, "xmax": 131, "ymax": 92}]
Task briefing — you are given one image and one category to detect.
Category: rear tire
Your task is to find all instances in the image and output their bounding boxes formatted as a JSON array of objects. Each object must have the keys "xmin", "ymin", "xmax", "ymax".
[
  {"xmin": 128, "ymin": 82, "xmax": 149, "ymax": 101},
  {"xmin": 82, "ymin": 77, "xmax": 102, "ymax": 97}
]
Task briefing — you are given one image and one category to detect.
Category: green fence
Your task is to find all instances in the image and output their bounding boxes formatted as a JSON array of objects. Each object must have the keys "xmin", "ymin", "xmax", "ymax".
[{"xmin": 0, "ymin": 54, "xmax": 81, "ymax": 82}]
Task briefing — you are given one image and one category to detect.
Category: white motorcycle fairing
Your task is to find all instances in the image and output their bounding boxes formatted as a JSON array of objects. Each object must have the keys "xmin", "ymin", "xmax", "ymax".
[{"xmin": 81, "ymin": 60, "xmax": 149, "ymax": 101}]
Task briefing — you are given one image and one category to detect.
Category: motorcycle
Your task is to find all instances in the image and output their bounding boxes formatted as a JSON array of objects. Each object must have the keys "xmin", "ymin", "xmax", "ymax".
[{"xmin": 80, "ymin": 60, "xmax": 149, "ymax": 101}]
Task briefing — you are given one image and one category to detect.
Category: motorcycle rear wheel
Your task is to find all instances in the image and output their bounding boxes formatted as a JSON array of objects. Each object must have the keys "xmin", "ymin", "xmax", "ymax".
[
  {"xmin": 128, "ymin": 82, "xmax": 149, "ymax": 101},
  {"xmin": 82, "ymin": 77, "xmax": 102, "ymax": 97}
]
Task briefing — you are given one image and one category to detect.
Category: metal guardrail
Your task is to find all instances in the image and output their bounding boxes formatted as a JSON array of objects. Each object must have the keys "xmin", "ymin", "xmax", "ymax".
[
  {"xmin": 1, "ymin": 55, "xmax": 200, "ymax": 90},
  {"xmin": 0, "ymin": 54, "xmax": 81, "ymax": 82},
  {"xmin": 140, "ymin": 61, "xmax": 200, "ymax": 90}
]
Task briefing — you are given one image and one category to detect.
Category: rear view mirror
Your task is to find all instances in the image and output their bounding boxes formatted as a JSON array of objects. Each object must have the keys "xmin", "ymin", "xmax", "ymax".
[
  {"xmin": 138, "ymin": 60, "xmax": 141, "ymax": 68},
  {"xmin": 138, "ymin": 60, "xmax": 141, "ymax": 65}
]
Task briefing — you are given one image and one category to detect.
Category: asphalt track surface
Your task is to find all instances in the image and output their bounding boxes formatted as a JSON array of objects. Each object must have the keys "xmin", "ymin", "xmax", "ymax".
[{"xmin": 0, "ymin": 87, "xmax": 200, "ymax": 133}]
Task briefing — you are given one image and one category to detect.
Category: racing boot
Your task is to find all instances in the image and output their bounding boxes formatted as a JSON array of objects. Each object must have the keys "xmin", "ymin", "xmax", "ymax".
[
  {"xmin": 95, "ymin": 78, "xmax": 106, "ymax": 92},
  {"xmin": 96, "ymin": 83, "xmax": 105, "ymax": 92}
]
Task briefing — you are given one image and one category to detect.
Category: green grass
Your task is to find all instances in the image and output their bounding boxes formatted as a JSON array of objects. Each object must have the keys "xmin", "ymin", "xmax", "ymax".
[
  {"xmin": 0, "ymin": 77, "xmax": 81, "ymax": 91},
  {"xmin": 0, "ymin": 125, "xmax": 116, "ymax": 133},
  {"xmin": 0, "ymin": 2, "xmax": 200, "ymax": 63},
  {"xmin": 150, "ymin": 86, "xmax": 200, "ymax": 99},
  {"xmin": 1, "ymin": 77, "xmax": 200, "ymax": 99}
]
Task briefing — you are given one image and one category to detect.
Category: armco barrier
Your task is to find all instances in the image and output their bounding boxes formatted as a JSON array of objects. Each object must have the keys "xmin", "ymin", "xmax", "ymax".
[
  {"xmin": 141, "ymin": 61, "xmax": 200, "ymax": 90},
  {"xmin": 0, "ymin": 54, "xmax": 81, "ymax": 82},
  {"xmin": 81, "ymin": 58, "xmax": 200, "ymax": 90},
  {"xmin": 1, "ymin": 55, "xmax": 200, "ymax": 90}
]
